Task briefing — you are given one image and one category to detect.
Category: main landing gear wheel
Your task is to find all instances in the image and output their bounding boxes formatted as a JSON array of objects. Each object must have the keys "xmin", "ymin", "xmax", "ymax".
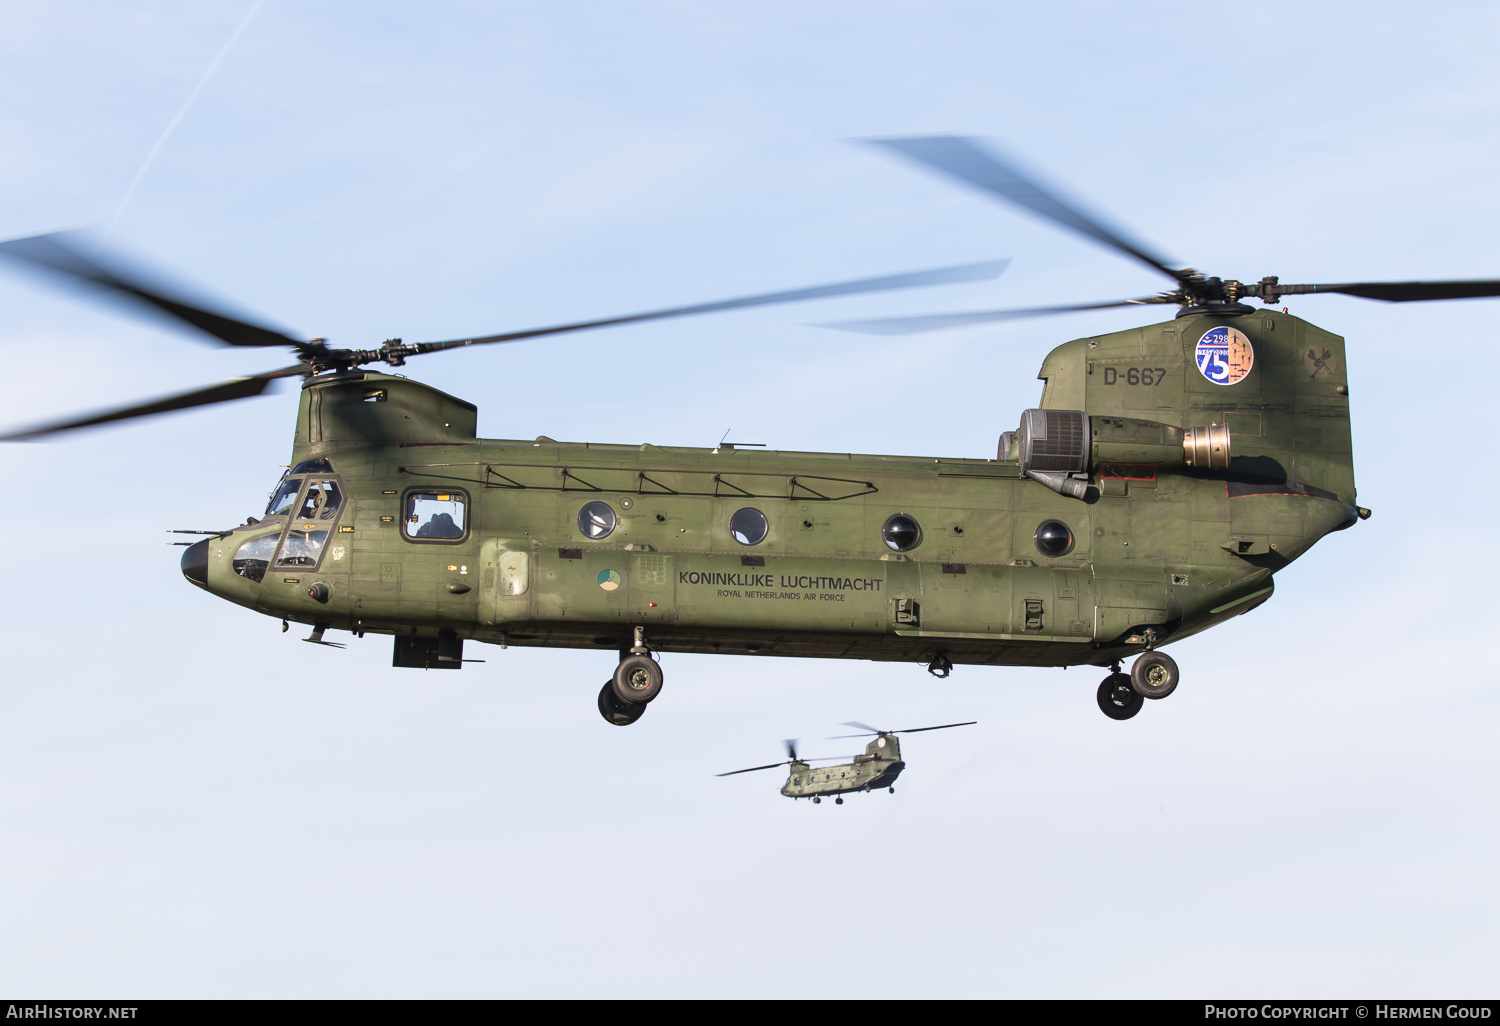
[
  {"xmin": 1131, "ymin": 651, "xmax": 1179, "ymax": 700},
  {"xmin": 611, "ymin": 653, "xmax": 663, "ymax": 705},
  {"xmin": 1097, "ymin": 672, "xmax": 1143, "ymax": 720},
  {"xmin": 812, "ymin": 796, "xmax": 821, "ymax": 804},
  {"xmin": 835, "ymin": 797, "xmax": 843, "ymax": 805},
  {"xmin": 598, "ymin": 682, "xmax": 646, "ymax": 726}
]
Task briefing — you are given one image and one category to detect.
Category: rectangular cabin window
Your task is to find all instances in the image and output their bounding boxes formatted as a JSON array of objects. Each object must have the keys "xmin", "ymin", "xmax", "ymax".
[{"xmin": 404, "ymin": 492, "xmax": 468, "ymax": 541}]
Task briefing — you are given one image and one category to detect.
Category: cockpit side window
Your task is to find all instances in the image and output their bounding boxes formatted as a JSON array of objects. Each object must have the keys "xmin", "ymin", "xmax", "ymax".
[
  {"xmin": 274, "ymin": 477, "xmax": 344, "ymax": 569},
  {"xmin": 403, "ymin": 491, "xmax": 468, "ymax": 542},
  {"xmin": 266, "ymin": 477, "xmax": 303, "ymax": 517},
  {"xmin": 275, "ymin": 527, "xmax": 331, "ymax": 569},
  {"xmin": 296, "ymin": 479, "xmax": 344, "ymax": 521}
]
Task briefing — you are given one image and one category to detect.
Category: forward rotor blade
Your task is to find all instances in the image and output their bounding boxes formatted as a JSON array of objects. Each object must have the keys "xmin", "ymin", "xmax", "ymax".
[
  {"xmin": 817, "ymin": 297, "xmax": 1164, "ymax": 335},
  {"xmin": 892, "ymin": 721, "xmax": 978, "ymax": 734},
  {"xmin": 716, "ymin": 761, "xmax": 791, "ymax": 777},
  {"xmin": 0, "ymin": 231, "xmax": 306, "ymax": 348},
  {"xmin": 0, "ymin": 364, "xmax": 306, "ymax": 441},
  {"xmin": 840, "ymin": 721, "xmax": 883, "ymax": 734},
  {"xmin": 868, "ymin": 136, "xmax": 1188, "ymax": 287},
  {"xmin": 413, "ymin": 259, "xmax": 1009, "ymax": 353},
  {"xmin": 784, "ymin": 739, "xmax": 800, "ymax": 762},
  {"xmin": 1274, "ymin": 280, "xmax": 1500, "ymax": 303}
]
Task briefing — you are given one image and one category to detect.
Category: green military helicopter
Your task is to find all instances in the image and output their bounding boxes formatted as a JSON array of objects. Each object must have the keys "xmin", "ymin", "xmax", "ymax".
[
  {"xmin": 6, "ymin": 135, "xmax": 1500, "ymax": 727},
  {"xmin": 717, "ymin": 721, "xmax": 976, "ymax": 804}
]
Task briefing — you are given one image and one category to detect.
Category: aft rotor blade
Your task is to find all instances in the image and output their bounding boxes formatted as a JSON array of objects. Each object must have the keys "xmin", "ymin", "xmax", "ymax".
[
  {"xmin": 412, "ymin": 259, "xmax": 1010, "ymax": 353},
  {"xmin": 1273, "ymin": 280, "xmax": 1500, "ymax": 303},
  {"xmin": 0, "ymin": 231, "xmax": 306, "ymax": 349},
  {"xmin": 817, "ymin": 297, "xmax": 1165, "ymax": 335},
  {"xmin": 827, "ymin": 722, "xmax": 883, "ymax": 738},
  {"xmin": 867, "ymin": 136, "xmax": 1189, "ymax": 287},
  {"xmin": 892, "ymin": 721, "xmax": 978, "ymax": 734},
  {"xmin": 716, "ymin": 761, "xmax": 791, "ymax": 777},
  {"xmin": 0, "ymin": 364, "xmax": 306, "ymax": 441}
]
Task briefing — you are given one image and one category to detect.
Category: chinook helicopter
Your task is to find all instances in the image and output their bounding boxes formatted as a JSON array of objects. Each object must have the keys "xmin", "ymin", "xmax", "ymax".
[
  {"xmin": 717, "ymin": 721, "xmax": 976, "ymax": 804},
  {"xmin": 6, "ymin": 135, "xmax": 1500, "ymax": 727}
]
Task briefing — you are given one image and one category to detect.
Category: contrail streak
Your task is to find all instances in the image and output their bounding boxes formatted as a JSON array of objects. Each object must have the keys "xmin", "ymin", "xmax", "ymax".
[{"xmin": 103, "ymin": 0, "xmax": 265, "ymax": 241}]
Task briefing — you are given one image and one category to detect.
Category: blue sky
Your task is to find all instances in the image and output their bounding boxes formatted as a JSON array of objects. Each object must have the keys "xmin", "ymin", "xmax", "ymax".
[{"xmin": 1, "ymin": 0, "xmax": 1497, "ymax": 997}]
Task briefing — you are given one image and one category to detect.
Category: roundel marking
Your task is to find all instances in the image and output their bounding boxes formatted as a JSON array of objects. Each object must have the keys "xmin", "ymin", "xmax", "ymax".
[
  {"xmin": 1194, "ymin": 325, "xmax": 1255, "ymax": 386},
  {"xmin": 598, "ymin": 569, "xmax": 621, "ymax": 592}
]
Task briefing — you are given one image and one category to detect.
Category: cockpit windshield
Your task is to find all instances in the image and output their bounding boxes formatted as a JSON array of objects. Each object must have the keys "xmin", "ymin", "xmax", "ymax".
[{"xmin": 266, "ymin": 477, "xmax": 303, "ymax": 517}]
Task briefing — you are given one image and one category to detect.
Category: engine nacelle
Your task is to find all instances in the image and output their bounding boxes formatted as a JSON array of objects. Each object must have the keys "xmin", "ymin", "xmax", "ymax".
[
  {"xmin": 1091, "ymin": 416, "xmax": 1230, "ymax": 469},
  {"xmin": 1005, "ymin": 410, "xmax": 1233, "ymax": 498}
]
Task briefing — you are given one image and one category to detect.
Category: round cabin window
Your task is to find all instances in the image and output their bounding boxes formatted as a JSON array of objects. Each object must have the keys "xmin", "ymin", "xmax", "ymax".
[
  {"xmin": 881, "ymin": 514, "xmax": 922, "ymax": 552},
  {"xmin": 729, "ymin": 507, "xmax": 768, "ymax": 546},
  {"xmin": 1033, "ymin": 519, "xmax": 1074, "ymax": 558},
  {"xmin": 577, "ymin": 501, "xmax": 616, "ymax": 540}
]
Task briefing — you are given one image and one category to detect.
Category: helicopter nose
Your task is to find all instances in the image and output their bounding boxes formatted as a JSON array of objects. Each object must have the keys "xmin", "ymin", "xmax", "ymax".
[{"xmin": 181, "ymin": 538, "xmax": 210, "ymax": 588}]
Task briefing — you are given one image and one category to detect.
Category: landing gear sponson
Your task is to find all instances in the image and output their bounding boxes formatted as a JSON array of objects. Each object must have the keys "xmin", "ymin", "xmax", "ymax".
[
  {"xmin": 597, "ymin": 626, "xmax": 663, "ymax": 726},
  {"xmin": 1096, "ymin": 651, "xmax": 1180, "ymax": 720}
]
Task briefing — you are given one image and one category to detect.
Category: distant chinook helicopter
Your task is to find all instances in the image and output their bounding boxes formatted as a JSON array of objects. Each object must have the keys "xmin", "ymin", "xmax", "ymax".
[
  {"xmin": 6, "ymin": 135, "xmax": 1498, "ymax": 727},
  {"xmin": 717, "ymin": 721, "xmax": 976, "ymax": 803}
]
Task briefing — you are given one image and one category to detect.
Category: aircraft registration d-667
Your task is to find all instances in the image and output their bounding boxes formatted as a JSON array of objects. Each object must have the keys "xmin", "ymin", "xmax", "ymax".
[{"xmin": 11, "ymin": 136, "xmax": 1492, "ymax": 728}]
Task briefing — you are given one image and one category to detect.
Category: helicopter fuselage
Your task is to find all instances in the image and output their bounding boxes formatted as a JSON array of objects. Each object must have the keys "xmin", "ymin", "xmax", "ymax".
[
  {"xmin": 183, "ymin": 309, "xmax": 1360, "ymax": 678},
  {"xmin": 781, "ymin": 735, "xmax": 906, "ymax": 800}
]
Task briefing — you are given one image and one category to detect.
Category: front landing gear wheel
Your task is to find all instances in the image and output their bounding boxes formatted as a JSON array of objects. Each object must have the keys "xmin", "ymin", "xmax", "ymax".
[
  {"xmin": 598, "ymin": 682, "xmax": 646, "ymax": 726},
  {"xmin": 835, "ymin": 797, "xmax": 843, "ymax": 805},
  {"xmin": 611, "ymin": 654, "xmax": 663, "ymax": 705},
  {"xmin": 812, "ymin": 796, "xmax": 821, "ymax": 804},
  {"xmin": 1097, "ymin": 673, "xmax": 1143, "ymax": 720},
  {"xmin": 1131, "ymin": 651, "xmax": 1179, "ymax": 700}
]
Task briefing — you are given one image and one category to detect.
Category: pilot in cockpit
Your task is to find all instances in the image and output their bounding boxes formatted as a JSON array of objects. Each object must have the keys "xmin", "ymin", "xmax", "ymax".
[{"xmin": 297, "ymin": 486, "xmax": 322, "ymax": 521}]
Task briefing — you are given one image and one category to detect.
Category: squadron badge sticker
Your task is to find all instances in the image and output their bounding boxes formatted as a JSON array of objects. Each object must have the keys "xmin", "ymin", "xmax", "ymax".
[
  {"xmin": 1305, "ymin": 345, "xmax": 1336, "ymax": 380},
  {"xmin": 1194, "ymin": 325, "xmax": 1255, "ymax": 386},
  {"xmin": 598, "ymin": 569, "xmax": 621, "ymax": 592}
]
